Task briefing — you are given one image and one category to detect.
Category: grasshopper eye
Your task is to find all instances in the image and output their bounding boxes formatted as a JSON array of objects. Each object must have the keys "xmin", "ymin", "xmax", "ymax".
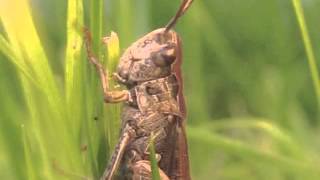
[
  {"xmin": 119, "ymin": 70, "xmax": 129, "ymax": 80},
  {"xmin": 152, "ymin": 47, "xmax": 176, "ymax": 67},
  {"xmin": 162, "ymin": 48, "xmax": 176, "ymax": 62}
]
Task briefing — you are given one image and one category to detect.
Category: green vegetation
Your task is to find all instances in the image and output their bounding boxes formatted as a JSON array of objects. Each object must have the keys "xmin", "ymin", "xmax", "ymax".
[{"xmin": 1, "ymin": 0, "xmax": 320, "ymax": 179}]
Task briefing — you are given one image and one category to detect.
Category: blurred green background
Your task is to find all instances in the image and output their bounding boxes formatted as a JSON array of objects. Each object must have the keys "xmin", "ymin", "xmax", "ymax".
[{"xmin": 1, "ymin": 0, "xmax": 320, "ymax": 179}]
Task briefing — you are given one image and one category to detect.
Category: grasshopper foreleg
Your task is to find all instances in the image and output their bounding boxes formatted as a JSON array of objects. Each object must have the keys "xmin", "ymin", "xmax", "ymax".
[{"xmin": 84, "ymin": 28, "xmax": 129, "ymax": 103}]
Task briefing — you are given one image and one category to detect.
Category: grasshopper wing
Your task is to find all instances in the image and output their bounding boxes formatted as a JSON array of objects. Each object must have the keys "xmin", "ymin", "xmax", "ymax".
[{"xmin": 172, "ymin": 34, "xmax": 191, "ymax": 180}]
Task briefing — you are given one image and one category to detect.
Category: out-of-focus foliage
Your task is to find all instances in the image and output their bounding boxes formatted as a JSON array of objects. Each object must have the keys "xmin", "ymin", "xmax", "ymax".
[{"xmin": 1, "ymin": 0, "xmax": 320, "ymax": 179}]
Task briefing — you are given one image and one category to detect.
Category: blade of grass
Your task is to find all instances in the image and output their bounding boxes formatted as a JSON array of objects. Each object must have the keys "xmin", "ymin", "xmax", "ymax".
[
  {"xmin": 20, "ymin": 76, "xmax": 53, "ymax": 179},
  {"xmin": 0, "ymin": 0, "xmax": 79, "ymax": 178},
  {"xmin": 115, "ymin": 0, "xmax": 134, "ymax": 46},
  {"xmin": 0, "ymin": 130, "xmax": 19, "ymax": 180},
  {"xmin": 205, "ymin": 118, "xmax": 306, "ymax": 159},
  {"xmin": 87, "ymin": 0, "xmax": 110, "ymax": 177},
  {"xmin": 103, "ymin": 31, "xmax": 121, "ymax": 151},
  {"xmin": 105, "ymin": 31, "xmax": 120, "ymax": 72},
  {"xmin": 187, "ymin": 126, "xmax": 320, "ymax": 178},
  {"xmin": 64, "ymin": 0, "xmax": 88, "ymax": 177},
  {"xmin": 208, "ymin": 118, "xmax": 295, "ymax": 146},
  {"xmin": 291, "ymin": 0, "xmax": 320, "ymax": 107},
  {"xmin": 65, "ymin": 0, "xmax": 84, "ymax": 108},
  {"xmin": 0, "ymin": 34, "xmax": 40, "ymax": 89},
  {"xmin": 89, "ymin": 0, "xmax": 104, "ymax": 53},
  {"xmin": 0, "ymin": 0, "xmax": 66, "ymax": 128},
  {"xmin": 149, "ymin": 134, "xmax": 160, "ymax": 180},
  {"xmin": 0, "ymin": 79, "xmax": 27, "ymax": 179},
  {"xmin": 21, "ymin": 124, "xmax": 37, "ymax": 180}
]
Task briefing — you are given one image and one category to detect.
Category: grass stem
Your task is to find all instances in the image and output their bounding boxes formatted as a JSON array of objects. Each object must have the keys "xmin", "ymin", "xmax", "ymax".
[{"xmin": 292, "ymin": 0, "xmax": 320, "ymax": 107}]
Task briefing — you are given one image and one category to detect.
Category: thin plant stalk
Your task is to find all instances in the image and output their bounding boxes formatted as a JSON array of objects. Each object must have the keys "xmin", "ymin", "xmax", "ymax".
[{"xmin": 291, "ymin": 0, "xmax": 320, "ymax": 107}]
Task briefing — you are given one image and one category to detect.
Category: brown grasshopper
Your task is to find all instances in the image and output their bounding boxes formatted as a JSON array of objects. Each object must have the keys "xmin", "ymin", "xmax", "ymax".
[{"xmin": 84, "ymin": 0, "xmax": 193, "ymax": 179}]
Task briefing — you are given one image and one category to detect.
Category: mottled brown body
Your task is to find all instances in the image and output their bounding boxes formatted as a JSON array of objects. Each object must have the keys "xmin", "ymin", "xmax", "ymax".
[
  {"xmin": 104, "ymin": 29, "xmax": 189, "ymax": 180},
  {"xmin": 84, "ymin": 1, "xmax": 193, "ymax": 180},
  {"xmin": 120, "ymin": 30, "xmax": 189, "ymax": 180}
]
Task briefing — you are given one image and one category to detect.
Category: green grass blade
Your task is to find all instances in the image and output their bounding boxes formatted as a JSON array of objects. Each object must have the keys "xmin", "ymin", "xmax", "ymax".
[
  {"xmin": 105, "ymin": 32, "xmax": 120, "ymax": 72},
  {"xmin": 87, "ymin": 0, "xmax": 114, "ymax": 176},
  {"xmin": 208, "ymin": 118, "xmax": 295, "ymax": 146},
  {"xmin": 149, "ymin": 135, "xmax": 160, "ymax": 180},
  {"xmin": 89, "ymin": 0, "xmax": 104, "ymax": 52},
  {"xmin": 64, "ymin": 0, "xmax": 88, "ymax": 177},
  {"xmin": 115, "ymin": 0, "xmax": 134, "ymax": 46},
  {"xmin": 0, "ymin": 0, "xmax": 78, "ymax": 178},
  {"xmin": 291, "ymin": 0, "xmax": 320, "ymax": 106},
  {"xmin": 188, "ymin": 126, "xmax": 320, "ymax": 178},
  {"xmin": 21, "ymin": 125, "xmax": 37, "ymax": 180},
  {"xmin": 0, "ymin": 32, "xmax": 39, "ymax": 89},
  {"xmin": 0, "ymin": 130, "xmax": 19, "ymax": 180},
  {"xmin": 65, "ymin": 0, "xmax": 84, "ymax": 106},
  {"xmin": 206, "ymin": 118, "xmax": 306, "ymax": 159},
  {"xmin": 103, "ymin": 32, "xmax": 121, "ymax": 150},
  {"xmin": 0, "ymin": 0, "xmax": 64, "ymax": 118},
  {"xmin": 20, "ymin": 76, "xmax": 53, "ymax": 179}
]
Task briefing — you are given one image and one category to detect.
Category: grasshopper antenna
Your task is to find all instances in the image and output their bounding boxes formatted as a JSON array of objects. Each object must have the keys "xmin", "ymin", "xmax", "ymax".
[{"xmin": 165, "ymin": 0, "xmax": 193, "ymax": 32}]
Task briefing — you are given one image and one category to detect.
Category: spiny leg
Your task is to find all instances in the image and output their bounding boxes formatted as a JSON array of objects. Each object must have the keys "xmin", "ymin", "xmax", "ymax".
[
  {"xmin": 101, "ymin": 124, "xmax": 136, "ymax": 180},
  {"xmin": 83, "ymin": 28, "xmax": 129, "ymax": 103}
]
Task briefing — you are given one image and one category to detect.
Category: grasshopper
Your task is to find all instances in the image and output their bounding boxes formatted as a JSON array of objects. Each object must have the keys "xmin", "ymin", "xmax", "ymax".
[{"xmin": 84, "ymin": 0, "xmax": 193, "ymax": 179}]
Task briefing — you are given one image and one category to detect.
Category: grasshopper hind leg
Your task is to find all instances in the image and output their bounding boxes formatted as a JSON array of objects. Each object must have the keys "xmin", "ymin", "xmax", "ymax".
[{"xmin": 101, "ymin": 124, "xmax": 136, "ymax": 180}]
